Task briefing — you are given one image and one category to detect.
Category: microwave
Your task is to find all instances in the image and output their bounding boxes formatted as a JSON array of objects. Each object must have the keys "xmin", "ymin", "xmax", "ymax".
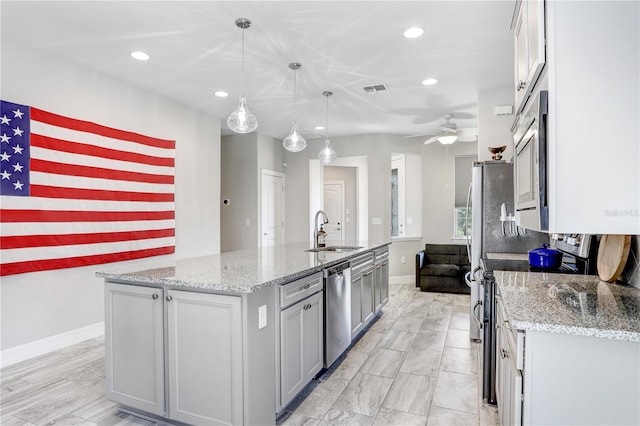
[{"xmin": 512, "ymin": 90, "xmax": 548, "ymax": 231}]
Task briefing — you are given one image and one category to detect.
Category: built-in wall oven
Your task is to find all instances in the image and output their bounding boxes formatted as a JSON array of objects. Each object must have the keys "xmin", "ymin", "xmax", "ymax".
[{"xmin": 513, "ymin": 90, "xmax": 548, "ymax": 232}]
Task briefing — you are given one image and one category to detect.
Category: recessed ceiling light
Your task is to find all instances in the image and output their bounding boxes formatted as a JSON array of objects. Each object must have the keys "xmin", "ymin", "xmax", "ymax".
[
  {"xmin": 214, "ymin": 91, "xmax": 229, "ymax": 98},
  {"xmin": 404, "ymin": 27, "xmax": 424, "ymax": 39},
  {"xmin": 130, "ymin": 51, "xmax": 150, "ymax": 61},
  {"xmin": 422, "ymin": 78, "xmax": 438, "ymax": 86}
]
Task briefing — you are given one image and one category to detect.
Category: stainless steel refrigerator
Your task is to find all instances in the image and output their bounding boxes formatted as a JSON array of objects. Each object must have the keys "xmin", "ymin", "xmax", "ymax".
[{"xmin": 465, "ymin": 161, "xmax": 547, "ymax": 340}]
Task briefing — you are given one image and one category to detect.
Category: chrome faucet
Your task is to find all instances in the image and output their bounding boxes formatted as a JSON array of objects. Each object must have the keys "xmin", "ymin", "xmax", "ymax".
[{"xmin": 314, "ymin": 210, "xmax": 329, "ymax": 248}]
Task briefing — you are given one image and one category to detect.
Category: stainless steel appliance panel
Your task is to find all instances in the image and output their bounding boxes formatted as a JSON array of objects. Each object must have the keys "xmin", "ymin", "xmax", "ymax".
[{"xmin": 324, "ymin": 262, "xmax": 351, "ymax": 368}]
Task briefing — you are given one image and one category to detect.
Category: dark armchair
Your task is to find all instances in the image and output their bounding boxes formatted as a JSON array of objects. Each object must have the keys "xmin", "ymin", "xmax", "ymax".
[{"xmin": 415, "ymin": 244, "xmax": 471, "ymax": 294}]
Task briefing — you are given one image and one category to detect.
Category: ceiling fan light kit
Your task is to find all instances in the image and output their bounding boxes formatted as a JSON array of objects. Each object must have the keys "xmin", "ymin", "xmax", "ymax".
[
  {"xmin": 227, "ymin": 18, "xmax": 258, "ymax": 134},
  {"xmin": 283, "ymin": 62, "xmax": 307, "ymax": 152},
  {"xmin": 419, "ymin": 113, "xmax": 478, "ymax": 145}
]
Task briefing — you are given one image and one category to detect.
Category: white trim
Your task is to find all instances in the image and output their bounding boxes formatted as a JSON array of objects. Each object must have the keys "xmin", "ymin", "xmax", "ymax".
[
  {"xmin": 0, "ymin": 322, "xmax": 105, "ymax": 369},
  {"xmin": 390, "ymin": 275, "xmax": 415, "ymax": 285}
]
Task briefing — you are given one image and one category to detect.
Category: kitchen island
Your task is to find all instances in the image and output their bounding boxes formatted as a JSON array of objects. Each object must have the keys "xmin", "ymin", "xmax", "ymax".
[
  {"xmin": 494, "ymin": 271, "xmax": 640, "ymax": 425},
  {"xmin": 96, "ymin": 241, "xmax": 390, "ymax": 426}
]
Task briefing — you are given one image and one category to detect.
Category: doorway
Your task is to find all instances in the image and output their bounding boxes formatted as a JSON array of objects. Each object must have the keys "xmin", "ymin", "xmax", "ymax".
[
  {"xmin": 260, "ymin": 170, "xmax": 285, "ymax": 247},
  {"xmin": 323, "ymin": 181, "xmax": 345, "ymax": 242}
]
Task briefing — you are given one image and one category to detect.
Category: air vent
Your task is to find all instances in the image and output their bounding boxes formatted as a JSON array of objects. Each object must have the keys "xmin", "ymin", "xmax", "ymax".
[{"xmin": 363, "ymin": 84, "xmax": 390, "ymax": 94}]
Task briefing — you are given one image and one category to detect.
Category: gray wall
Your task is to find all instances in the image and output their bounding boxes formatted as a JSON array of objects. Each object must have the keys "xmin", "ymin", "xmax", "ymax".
[
  {"xmin": 1, "ymin": 41, "xmax": 220, "ymax": 351},
  {"xmin": 422, "ymin": 141, "xmax": 478, "ymax": 245},
  {"xmin": 324, "ymin": 166, "xmax": 358, "ymax": 242},
  {"xmin": 284, "ymin": 134, "xmax": 424, "ymax": 249},
  {"xmin": 221, "ymin": 133, "xmax": 284, "ymax": 252}
]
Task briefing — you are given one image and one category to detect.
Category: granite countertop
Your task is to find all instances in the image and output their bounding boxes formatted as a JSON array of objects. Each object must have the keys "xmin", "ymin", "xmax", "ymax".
[
  {"xmin": 96, "ymin": 241, "xmax": 390, "ymax": 294},
  {"xmin": 495, "ymin": 270, "xmax": 640, "ymax": 342}
]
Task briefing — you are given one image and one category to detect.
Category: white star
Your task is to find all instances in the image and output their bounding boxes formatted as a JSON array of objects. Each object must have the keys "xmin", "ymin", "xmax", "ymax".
[
  {"xmin": 0, "ymin": 170, "xmax": 10, "ymax": 180},
  {"xmin": 13, "ymin": 180, "xmax": 24, "ymax": 190},
  {"xmin": 0, "ymin": 133, "xmax": 10, "ymax": 143},
  {"xmin": 12, "ymin": 144, "xmax": 23, "ymax": 155},
  {"xmin": 13, "ymin": 126, "xmax": 24, "ymax": 137},
  {"xmin": 0, "ymin": 115, "xmax": 10, "ymax": 125},
  {"xmin": 12, "ymin": 162, "xmax": 23, "ymax": 173},
  {"xmin": 13, "ymin": 108, "xmax": 24, "ymax": 119},
  {"xmin": 0, "ymin": 151, "xmax": 10, "ymax": 162}
]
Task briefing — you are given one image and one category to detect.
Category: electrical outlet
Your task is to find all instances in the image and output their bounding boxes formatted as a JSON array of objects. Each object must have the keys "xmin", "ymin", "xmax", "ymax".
[{"xmin": 245, "ymin": 218, "xmax": 251, "ymax": 226}]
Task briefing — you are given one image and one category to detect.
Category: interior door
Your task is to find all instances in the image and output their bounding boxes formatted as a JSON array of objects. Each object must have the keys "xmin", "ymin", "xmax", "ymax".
[
  {"xmin": 323, "ymin": 181, "xmax": 345, "ymax": 242},
  {"xmin": 261, "ymin": 170, "xmax": 285, "ymax": 247}
]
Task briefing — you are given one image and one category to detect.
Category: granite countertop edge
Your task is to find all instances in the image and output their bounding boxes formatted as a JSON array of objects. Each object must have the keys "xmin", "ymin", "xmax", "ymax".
[
  {"xmin": 495, "ymin": 270, "xmax": 640, "ymax": 342},
  {"xmin": 96, "ymin": 241, "xmax": 391, "ymax": 294},
  {"xmin": 509, "ymin": 320, "xmax": 640, "ymax": 342}
]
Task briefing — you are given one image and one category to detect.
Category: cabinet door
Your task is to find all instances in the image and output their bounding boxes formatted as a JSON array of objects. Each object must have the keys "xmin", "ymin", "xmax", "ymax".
[
  {"xmin": 105, "ymin": 282, "xmax": 165, "ymax": 416},
  {"xmin": 351, "ymin": 274, "xmax": 364, "ymax": 338},
  {"xmin": 280, "ymin": 291, "xmax": 323, "ymax": 408},
  {"xmin": 514, "ymin": 3, "xmax": 528, "ymax": 108},
  {"xmin": 362, "ymin": 269, "xmax": 375, "ymax": 326},
  {"xmin": 374, "ymin": 261, "xmax": 389, "ymax": 314},
  {"xmin": 166, "ymin": 290, "xmax": 243, "ymax": 426}
]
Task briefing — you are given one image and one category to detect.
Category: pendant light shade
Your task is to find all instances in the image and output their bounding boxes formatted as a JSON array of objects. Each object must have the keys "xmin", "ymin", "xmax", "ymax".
[
  {"xmin": 318, "ymin": 138, "xmax": 337, "ymax": 164},
  {"xmin": 227, "ymin": 18, "xmax": 258, "ymax": 134},
  {"xmin": 318, "ymin": 91, "xmax": 337, "ymax": 164},
  {"xmin": 283, "ymin": 63, "xmax": 307, "ymax": 152}
]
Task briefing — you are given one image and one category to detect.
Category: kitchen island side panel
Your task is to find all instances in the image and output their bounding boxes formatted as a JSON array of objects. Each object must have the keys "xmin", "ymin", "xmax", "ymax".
[{"xmin": 243, "ymin": 286, "xmax": 277, "ymax": 425}]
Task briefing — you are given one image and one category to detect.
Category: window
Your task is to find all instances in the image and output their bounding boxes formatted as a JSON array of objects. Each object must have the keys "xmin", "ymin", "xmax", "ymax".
[
  {"xmin": 454, "ymin": 155, "xmax": 477, "ymax": 239},
  {"xmin": 454, "ymin": 206, "xmax": 472, "ymax": 239}
]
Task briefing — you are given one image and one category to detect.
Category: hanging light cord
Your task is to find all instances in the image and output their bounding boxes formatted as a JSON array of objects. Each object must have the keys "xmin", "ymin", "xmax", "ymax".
[{"xmin": 241, "ymin": 27, "xmax": 245, "ymax": 96}]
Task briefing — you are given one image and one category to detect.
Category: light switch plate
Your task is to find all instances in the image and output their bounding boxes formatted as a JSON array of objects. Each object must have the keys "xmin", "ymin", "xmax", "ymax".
[
  {"xmin": 372, "ymin": 217, "xmax": 382, "ymax": 225},
  {"xmin": 258, "ymin": 305, "xmax": 267, "ymax": 329}
]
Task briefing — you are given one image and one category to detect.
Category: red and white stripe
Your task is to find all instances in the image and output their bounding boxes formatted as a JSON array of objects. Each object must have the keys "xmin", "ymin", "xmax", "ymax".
[{"xmin": 0, "ymin": 107, "xmax": 175, "ymax": 276}]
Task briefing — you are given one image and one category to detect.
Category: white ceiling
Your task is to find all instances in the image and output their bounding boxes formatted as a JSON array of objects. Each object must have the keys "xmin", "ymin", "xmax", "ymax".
[{"xmin": 1, "ymin": 1, "xmax": 515, "ymax": 140}]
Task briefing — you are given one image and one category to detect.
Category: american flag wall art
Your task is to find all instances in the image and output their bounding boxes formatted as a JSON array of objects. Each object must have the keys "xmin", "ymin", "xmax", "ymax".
[{"xmin": 0, "ymin": 100, "xmax": 176, "ymax": 276}]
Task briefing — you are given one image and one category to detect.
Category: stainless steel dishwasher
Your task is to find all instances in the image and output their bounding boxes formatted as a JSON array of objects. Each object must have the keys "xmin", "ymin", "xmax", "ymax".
[{"xmin": 324, "ymin": 262, "xmax": 351, "ymax": 368}]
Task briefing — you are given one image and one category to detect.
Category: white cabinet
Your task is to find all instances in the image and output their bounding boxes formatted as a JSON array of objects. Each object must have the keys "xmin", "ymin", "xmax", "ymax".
[
  {"xmin": 105, "ymin": 283, "xmax": 164, "ymax": 416},
  {"xmin": 166, "ymin": 290, "xmax": 243, "ymax": 426},
  {"xmin": 495, "ymin": 296, "xmax": 523, "ymax": 426},
  {"xmin": 495, "ymin": 285, "xmax": 640, "ymax": 425},
  {"xmin": 277, "ymin": 272, "xmax": 324, "ymax": 410},
  {"xmin": 374, "ymin": 247, "xmax": 389, "ymax": 314},
  {"xmin": 512, "ymin": 0, "xmax": 546, "ymax": 112},
  {"xmin": 279, "ymin": 291, "xmax": 323, "ymax": 408},
  {"xmin": 545, "ymin": 1, "xmax": 639, "ymax": 234},
  {"xmin": 350, "ymin": 253, "xmax": 375, "ymax": 339},
  {"xmin": 105, "ymin": 282, "xmax": 244, "ymax": 426}
]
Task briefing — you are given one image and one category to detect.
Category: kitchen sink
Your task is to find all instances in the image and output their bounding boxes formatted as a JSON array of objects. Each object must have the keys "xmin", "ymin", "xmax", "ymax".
[{"xmin": 305, "ymin": 246, "xmax": 363, "ymax": 253}]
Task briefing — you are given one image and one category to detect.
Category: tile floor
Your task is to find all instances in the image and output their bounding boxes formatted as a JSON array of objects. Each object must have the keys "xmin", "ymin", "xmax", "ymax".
[
  {"xmin": 0, "ymin": 281, "xmax": 499, "ymax": 426},
  {"xmin": 278, "ymin": 281, "xmax": 499, "ymax": 426}
]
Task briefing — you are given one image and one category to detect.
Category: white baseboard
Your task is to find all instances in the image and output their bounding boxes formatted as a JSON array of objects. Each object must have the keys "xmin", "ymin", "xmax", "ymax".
[
  {"xmin": 390, "ymin": 275, "xmax": 415, "ymax": 285},
  {"xmin": 1, "ymin": 322, "xmax": 105, "ymax": 369}
]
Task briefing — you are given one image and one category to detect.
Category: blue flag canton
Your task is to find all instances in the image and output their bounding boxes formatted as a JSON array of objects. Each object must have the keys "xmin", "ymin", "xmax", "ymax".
[{"xmin": 0, "ymin": 100, "xmax": 30, "ymax": 196}]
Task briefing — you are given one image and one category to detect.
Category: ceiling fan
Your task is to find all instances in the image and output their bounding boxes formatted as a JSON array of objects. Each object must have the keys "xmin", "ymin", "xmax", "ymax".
[{"xmin": 407, "ymin": 114, "xmax": 478, "ymax": 145}]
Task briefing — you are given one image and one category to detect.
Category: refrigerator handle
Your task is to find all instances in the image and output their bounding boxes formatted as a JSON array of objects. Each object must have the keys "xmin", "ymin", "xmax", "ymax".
[
  {"xmin": 465, "ymin": 181, "xmax": 473, "ymax": 261},
  {"xmin": 472, "ymin": 299, "xmax": 483, "ymax": 329}
]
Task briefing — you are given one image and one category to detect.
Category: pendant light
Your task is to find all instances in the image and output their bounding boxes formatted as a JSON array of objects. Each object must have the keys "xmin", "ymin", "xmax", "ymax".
[
  {"xmin": 283, "ymin": 63, "xmax": 307, "ymax": 152},
  {"xmin": 227, "ymin": 18, "xmax": 258, "ymax": 134},
  {"xmin": 318, "ymin": 91, "xmax": 337, "ymax": 164}
]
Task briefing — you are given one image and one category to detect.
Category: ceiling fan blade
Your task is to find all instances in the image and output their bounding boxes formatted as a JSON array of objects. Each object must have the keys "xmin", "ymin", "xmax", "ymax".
[
  {"xmin": 424, "ymin": 135, "xmax": 440, "ymax": 145},
  {"xmin": 405, "ymin": 132, "xmax": 436, "ymax": 138},
  {"xmin": 440, "ymin": 127, "xmax": 457, "ymax": 134},
  {"xmin": 458, "ymin": 127, "xmax": 479, "ymax": 135},
  {"xmin": 458, "ymin": 134, "xmax": 478, "ymax": 142}
]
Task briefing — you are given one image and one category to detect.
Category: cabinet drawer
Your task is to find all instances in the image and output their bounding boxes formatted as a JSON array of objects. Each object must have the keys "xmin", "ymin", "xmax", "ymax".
[
  {"xmin": 279, "ymin": 272, "xmax": 323, "ymax": 309},
  {"xmin": 496, "ymin": 296, "xmax": 525, "ymax": 370},
  {"xmin": 351, "ymin": 252, "xmax": 374, "ymax": 277},
  {"xmin": 374, "ymin": 247, "xmax": 388, "ymax": 264}
]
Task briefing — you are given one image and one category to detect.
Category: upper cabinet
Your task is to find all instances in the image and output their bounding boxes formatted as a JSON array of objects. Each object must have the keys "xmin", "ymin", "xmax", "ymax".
[
  {"xmin": 512, "ymin": 0, "xmax": 546, "ymax": 113},
  {"xmin": 512, "ymin": 1, "xmax": 640, "ymax": 234}
]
